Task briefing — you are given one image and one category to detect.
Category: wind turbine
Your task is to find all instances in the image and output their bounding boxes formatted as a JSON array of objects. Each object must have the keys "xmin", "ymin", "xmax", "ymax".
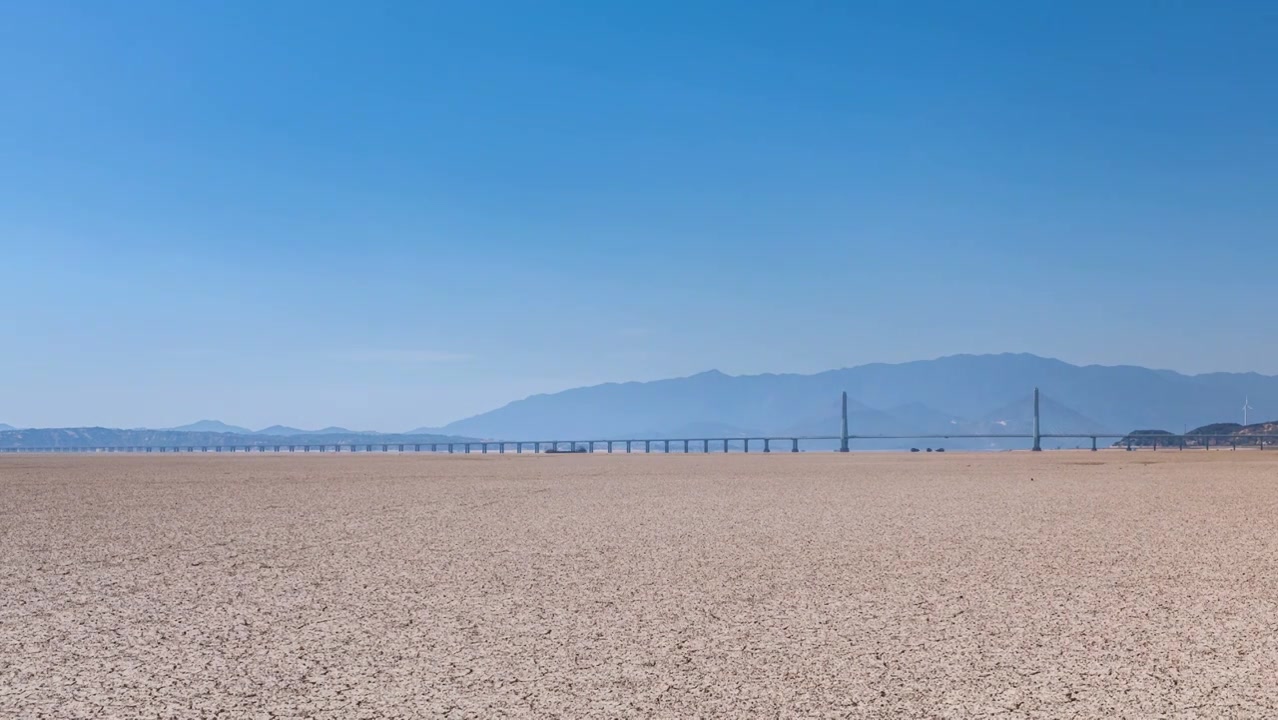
[{"xmin": 1244, "ymin": 396, "xmax": 1254, "ymax": 426}]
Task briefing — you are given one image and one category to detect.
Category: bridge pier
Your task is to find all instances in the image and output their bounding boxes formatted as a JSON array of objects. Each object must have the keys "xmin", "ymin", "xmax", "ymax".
[
  {"xmin": 743, "ymin": 438, "xmax": 749, "ymax": 453},
  {"xmin": 763, "ymin": 438, "xmax": 771, "ymax": 453},
  {"xmin": 644, "ymin": 440, "xmax": 651, "ymax": 453},
  {"xmin": 482, "ymin": 443, "xmax": 488, "ymax": 454},
  {"xmin": 723, "ymin": 439, "xmax": 729, "ymax": 453},
  {"xmin": 1091, "ymin": 436, "xmax": 1097, "ymax": 451},
  {"xmin": 683, "ymin": 439, "xmax": 689, "ymax": 453},
  {"xmin": 703, "ymin": 439, "xmax": 709, "ymax": 453},
  {"xmin": 607, "ymin": 441, "xmax": 613, "ymax": 453},
  {"xmin": 663, "ymin": 440, "xmax": 670, "ymax": 453},
  {"xmin": 792, "ymin": 438, "xmax": 799, "ymax": 453},
  {"xmin": 625, "ymin": 440, "xmax": 631, "ymax": 453}
]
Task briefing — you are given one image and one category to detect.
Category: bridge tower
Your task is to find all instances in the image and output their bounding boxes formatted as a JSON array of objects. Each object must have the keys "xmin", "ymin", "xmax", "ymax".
[
  {"xmin": 1032, "ymin": 387, "xmax": 1042, "ymax": 452},
  {"xmin": 840, "ymin": 391, "xmax": 850, "ymax": 453}
]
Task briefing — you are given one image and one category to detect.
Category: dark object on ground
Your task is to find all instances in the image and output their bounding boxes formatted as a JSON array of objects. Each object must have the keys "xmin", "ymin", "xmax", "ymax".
[
  {"xmin": 544, "ymin": 447, "xmax": 588, "ymax": 454},
  {"xmin": 910, "ymin": 448, "xmax": 920, "ymax": 453},
  {"xmin": 936, "ymin": 448, "xmax": 945, "ymax": 453},
  {"xmin": 926, "ymin": 448, "xmax": 933, "ymax": 453}
]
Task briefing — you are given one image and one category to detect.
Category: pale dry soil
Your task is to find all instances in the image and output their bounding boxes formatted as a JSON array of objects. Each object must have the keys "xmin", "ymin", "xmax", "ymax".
[{"xmin": 3, "ymin": 452, "xmax": 1278, "ymax": 719}]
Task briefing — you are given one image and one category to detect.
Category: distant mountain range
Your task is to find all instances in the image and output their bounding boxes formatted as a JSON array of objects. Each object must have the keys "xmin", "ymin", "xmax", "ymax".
[
  {"xmin": 168, "ymin": 420, "xmax": 378, "ymax": 436},
  {"xmin": 436, "ymin": 353, "xmax": 1276, "ymax": 449},
  {"xmin": 0, "ymin": 423, "xmax": 14, "ymax": 432},
  {"xmin": 404, "ymin": 426, "xmax": 443, "ymax": 435},
  {"xmin": 5, "ymin": 354, "xmax": 1275, "ymax": 451}
]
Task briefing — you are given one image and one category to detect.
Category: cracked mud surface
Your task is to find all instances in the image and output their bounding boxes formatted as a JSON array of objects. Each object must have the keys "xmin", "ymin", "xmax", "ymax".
[{"xmin": 4, "ymin": 452, "xmax": 1278, "ymax": 718}]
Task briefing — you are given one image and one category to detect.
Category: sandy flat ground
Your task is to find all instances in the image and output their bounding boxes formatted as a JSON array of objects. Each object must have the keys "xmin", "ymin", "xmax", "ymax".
[{"xmin": 4, "ymin": 452, "xmax": 1278, "ymax": 719}]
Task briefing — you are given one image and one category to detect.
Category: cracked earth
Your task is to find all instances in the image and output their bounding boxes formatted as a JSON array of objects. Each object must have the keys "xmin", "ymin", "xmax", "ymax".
[{"xmin": 4, "ymin": 452, "xmax": 1278, "ymax": 718}]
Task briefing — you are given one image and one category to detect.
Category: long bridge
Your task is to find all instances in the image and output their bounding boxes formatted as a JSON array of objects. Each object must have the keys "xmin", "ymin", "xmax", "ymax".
[
  {"xmin": 4, "ymin": 390, "xmax": 1274, "ymax": 454},
  {"xmin": 6, "ymin": 432, "xmax": 1274, "ymax": 454}
]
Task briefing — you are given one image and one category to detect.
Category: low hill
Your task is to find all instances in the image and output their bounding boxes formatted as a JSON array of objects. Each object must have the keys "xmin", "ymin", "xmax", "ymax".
[
  {"xmin": 1117, "ymin": 422, "xmax": 1278, "ymax": 447},
  {"xmin": 1114, "ymin": 430, "xmax": 1177, "ymax": 447},
  {"xmin": 1235, "ymin": 422, "xmax": 1278, "ymax": 442},
  {"xmin": 1187, "ymin": 423, "xmax": 1243, "ymax": 436}
]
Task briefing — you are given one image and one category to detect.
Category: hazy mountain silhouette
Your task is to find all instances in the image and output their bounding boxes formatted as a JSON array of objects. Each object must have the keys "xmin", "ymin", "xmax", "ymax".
[
  {"xmin": 0, "ymin": 423, "xmax": 13, "ymax": 431},
  {"xmin": 255, "ymin": 425, "xmax": 310, "ymax": 436},
  {"xmin": 977, "ymin": 394, "xmax": 1107, "ymax": 435},
  {"xmin": 162, "ymin": 422, "xmax": 381, "ymax": 436},
  {"xmin": 627, "ymin": 421, "xmax": 758, "ymax": 439},
  {"xmin": 441, "ymin": 353, "xmax": 1273, "ymax": 441},
  {"xmin": 881, "ymin": 403, "xmax": 965, "ymax": 434},
  {"xmin": 254, "ymin": 425, "xmax": 378, "ymax": 436},
  {"xmin": 169, "ymin": 420, "xmax": 253, "ymax": 434}
]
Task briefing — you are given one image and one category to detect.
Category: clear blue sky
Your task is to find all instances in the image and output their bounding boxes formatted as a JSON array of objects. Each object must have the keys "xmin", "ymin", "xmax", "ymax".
[{"xmin": 2, "ymin": 1, "xmax": 1276, "ymax": 430}]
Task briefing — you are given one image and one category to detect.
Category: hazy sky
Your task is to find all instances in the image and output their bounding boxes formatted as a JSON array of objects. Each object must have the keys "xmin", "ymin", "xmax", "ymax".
[{"xmin": 3, "ymin": 1, "xmax": 1277, "ymax": 430}]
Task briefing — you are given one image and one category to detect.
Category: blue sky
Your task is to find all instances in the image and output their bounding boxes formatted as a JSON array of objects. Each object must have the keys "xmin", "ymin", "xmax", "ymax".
[{"xmin": 2, "ymin": 1, "xmax": 1277, "ymax": 430}]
